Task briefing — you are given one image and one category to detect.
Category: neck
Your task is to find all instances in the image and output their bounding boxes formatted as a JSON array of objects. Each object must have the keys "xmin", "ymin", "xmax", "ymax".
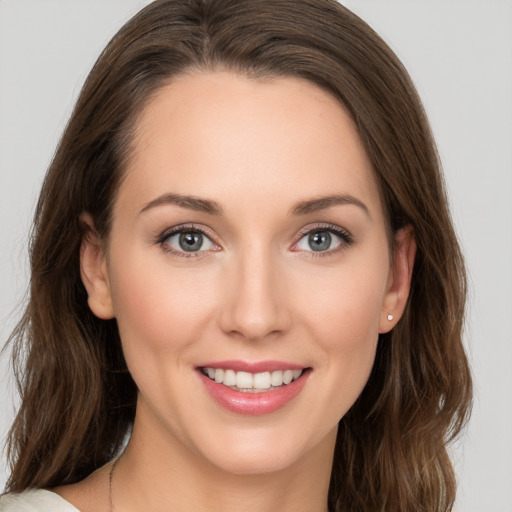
[{"xmin": 112, "ymin": 410, "xmax": 335, "ymax": 512}]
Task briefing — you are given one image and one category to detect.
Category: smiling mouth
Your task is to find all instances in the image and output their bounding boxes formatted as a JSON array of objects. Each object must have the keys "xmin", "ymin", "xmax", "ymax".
[{"xmin": 200, "ymin": 367, "xmax": 307, "ymax": 393}]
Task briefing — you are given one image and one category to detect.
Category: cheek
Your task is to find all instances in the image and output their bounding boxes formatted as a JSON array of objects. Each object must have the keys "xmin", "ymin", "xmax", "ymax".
[
  {"xmin": 298, "ymin": 257, "xmax": 389, "ymax": 345},
  {"xmin": 294, "ymin": 256, "xmax": 389, "ymax": 411},
  {"xmin": 107, "ymin": 250, "xmax": 217, "ymax": 366},
  {"xmin": 307, "ymin": 282, "xmax": 382, "ymax": 379}
]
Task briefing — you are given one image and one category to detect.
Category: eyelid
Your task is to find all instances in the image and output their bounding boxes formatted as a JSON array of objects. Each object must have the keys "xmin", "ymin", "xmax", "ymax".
[
  {"xmin": 155, "ymin": 222, "xmax": 353, "ymax": 259},
  {"xmin": 156, "ymin": 223, "xmax": 221, "ymax": 258},
  {"xmin": 290, "ymin": 223, "xmax": 354, "ymax": 253}
]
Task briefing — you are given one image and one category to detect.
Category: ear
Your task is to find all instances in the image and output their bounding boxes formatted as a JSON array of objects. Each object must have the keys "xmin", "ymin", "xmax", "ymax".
[
  {"xmin": 379, "ymin": 225, "xmax": 416, "ymax": 333},
  {"xmin": 79, "ymin": 213, "xmax": 115, "ymax": 319}
]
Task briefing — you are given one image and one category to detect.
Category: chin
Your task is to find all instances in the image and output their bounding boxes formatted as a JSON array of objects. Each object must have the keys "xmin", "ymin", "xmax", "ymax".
[
  {"xmin": 206, "ymin": 445, "xmax": 305, "ymax": 476},
  {"xmin": 191, "ymin": 422, "xmax": 336, "ymax": 477}
]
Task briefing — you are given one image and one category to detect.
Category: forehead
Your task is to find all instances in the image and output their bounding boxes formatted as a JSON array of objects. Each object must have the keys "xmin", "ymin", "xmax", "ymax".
[{"xmin": 119, "ymin": 71, "xmax": 384, "ymax": 221}]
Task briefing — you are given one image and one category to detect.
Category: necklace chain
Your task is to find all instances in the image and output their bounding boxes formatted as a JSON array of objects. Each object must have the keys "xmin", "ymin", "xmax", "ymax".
[
  {"xmin": 109, "ymin": 458, "xmax": 119, "ymax": 512},
  {"xmin": 106, "ymin": 457, "xmax": 329, "ymax": 512}
]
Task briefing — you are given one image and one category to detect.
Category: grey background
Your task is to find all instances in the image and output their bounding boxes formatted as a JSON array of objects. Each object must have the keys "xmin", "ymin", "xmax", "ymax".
[{"xmin": 1, "ymin": 1, "xmax": 511, "ymax": 510}]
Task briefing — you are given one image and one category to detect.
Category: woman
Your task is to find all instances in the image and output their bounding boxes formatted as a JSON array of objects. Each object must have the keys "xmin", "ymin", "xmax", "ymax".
[{"xmin": 1, "ymin": 0, "xmax": 472, "ymax": 510}]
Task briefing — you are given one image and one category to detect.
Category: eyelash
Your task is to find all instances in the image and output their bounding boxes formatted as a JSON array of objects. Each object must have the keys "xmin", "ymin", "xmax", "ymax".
[
  {"xmin": 292, "ymin": 223, "xmax": 354, "ymax": 258},
  {"xmin": 156, "ymin": 223, "xmax": 353, "ymax": 260},
  {"xmin": 156, "ymin": 223, "xmax": 218, "ymax": 260}
]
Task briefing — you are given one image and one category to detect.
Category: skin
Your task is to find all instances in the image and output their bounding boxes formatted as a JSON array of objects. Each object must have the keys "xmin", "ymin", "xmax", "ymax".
[{"xmin": 56, "ymin": 71, "xmax": 415, "ymax": 512}]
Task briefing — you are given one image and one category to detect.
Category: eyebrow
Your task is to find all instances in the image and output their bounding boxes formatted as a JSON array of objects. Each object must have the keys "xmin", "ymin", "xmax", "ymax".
[
  {"xmin": 291, "ymin": 194, "xmax": 370, "ymax": 217},
  {"xmin": 140, "ymin": 193, "xmax": 223, "ymax": 215},
  {"xmin": 139, "ymin": 192, "xmax": 369, "ymax": 217}
]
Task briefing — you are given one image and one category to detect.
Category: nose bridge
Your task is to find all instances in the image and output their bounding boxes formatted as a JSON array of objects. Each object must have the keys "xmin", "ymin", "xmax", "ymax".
[{"xmin": 220, "ymin": 240, "xmax": 290, "ymax": 341}]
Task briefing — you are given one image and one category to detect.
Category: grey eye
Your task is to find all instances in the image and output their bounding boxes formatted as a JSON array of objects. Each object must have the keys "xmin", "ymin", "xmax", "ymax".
[
  {"xmin": 180, "ymin": 232, "xmax": 204, "ymax": 251},
  {"xmin": 165, "ymin": 231, "xmax": 214, "ymax": 252},
  {"xmin": 296, "ymin": 230, "xmax": 342, "ymax": 252},
  {"xmin": 309, "ymin": 231, "xmax": 331, "ymax": 251}
]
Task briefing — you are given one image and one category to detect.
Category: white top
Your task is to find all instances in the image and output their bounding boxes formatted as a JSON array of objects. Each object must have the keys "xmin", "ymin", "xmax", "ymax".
[{"xmin": 0, "ymin": 489, "xmax": 79, "ymax": 511}]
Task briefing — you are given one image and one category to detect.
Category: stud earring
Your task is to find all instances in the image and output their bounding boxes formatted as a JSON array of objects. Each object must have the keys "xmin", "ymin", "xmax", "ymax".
[{"xmin": 387, "ymin": 314, "xmax": 394, "ymax": 321}]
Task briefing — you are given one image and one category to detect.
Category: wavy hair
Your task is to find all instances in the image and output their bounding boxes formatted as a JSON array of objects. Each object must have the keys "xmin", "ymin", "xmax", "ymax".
[{"xmin": 4, "ymin": 1, "xmax": 472, "ymax": 510}]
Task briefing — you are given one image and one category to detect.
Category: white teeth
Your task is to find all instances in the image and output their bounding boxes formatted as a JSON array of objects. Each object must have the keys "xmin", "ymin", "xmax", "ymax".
[
  {"xmin": 271, "ymin": 370, "xmax": 284, "ymax": 387},
  {"xmin": 236, "ymin": 371, "xmax": 253, "ymax": 388},
  {"xmin": 253, "ymin": 372, "xmax": 271, "ymax": 389},
  {"xmin": 223, "ymin": 369, "xmax": 237, "ymax": 386},
  {"xmin": 283, "ymin": 369, "xmax": 294, "ymax": 385},
  {"xmin": 202, "ymin": 367, "xmax": 304, "ymax": 390}
]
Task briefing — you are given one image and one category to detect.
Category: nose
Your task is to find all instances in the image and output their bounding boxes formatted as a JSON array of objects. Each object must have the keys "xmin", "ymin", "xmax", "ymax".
[{"xmin": 218, "ymin": 246, "xmax": 292, "ymax": 342}]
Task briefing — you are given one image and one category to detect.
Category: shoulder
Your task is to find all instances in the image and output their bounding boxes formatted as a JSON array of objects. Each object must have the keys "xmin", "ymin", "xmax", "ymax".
[{"xmin": 0, "ymin": 489, "xmax": 80, "ymax": 511}]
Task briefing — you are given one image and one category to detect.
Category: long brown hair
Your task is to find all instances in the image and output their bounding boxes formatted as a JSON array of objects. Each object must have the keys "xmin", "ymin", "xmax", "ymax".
[{"xmin": 4, "ymin": 1, "xmax": 472, "ymax": 510}]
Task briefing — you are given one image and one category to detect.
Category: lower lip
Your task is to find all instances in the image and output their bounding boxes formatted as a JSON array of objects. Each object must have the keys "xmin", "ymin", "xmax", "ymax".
[{"xmin": 199, "ymin": 370, "xmax": 311, "ymax": 416}]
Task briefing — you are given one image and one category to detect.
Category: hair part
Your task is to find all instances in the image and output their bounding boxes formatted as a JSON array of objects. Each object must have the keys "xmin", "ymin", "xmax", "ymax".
[{"xmin": 4, "ymin": 1, "xmax": 471, "ymax": 510}]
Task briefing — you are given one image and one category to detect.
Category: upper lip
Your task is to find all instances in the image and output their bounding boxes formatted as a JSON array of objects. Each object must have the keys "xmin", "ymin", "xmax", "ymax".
[{"xmin": 197, "ymin": 360, "xmax": 307, "ymax": 373}]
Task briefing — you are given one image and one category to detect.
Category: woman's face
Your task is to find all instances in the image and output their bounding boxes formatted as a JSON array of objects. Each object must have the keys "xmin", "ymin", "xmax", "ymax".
[{"xmin": 82, "ymin": 71, "xmax": 413, "ymax": 475}]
